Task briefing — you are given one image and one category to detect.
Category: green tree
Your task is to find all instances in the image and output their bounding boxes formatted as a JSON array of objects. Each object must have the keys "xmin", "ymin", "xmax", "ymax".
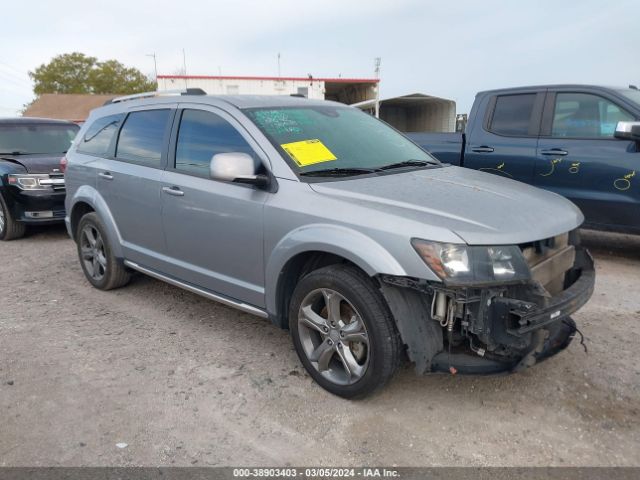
[
  {"xmin": 89, "ymin": 60, "xmax": 156, "ymax": 94},
  {"xmin": 29, "ymin": 52, "xmax": 155, "ymax": 95},
  {"xmin": 29, "ymin": 52, "xmax": 96, "ymax": 94}
]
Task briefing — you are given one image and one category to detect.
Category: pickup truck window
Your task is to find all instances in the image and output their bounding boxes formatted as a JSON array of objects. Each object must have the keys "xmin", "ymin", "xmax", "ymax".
[
  {"xmin": 552, "ymin": 93, "xmax": 634, "ymax": 138},
  {"xmin": 116, "ymin": 109, "xmax": 171, "ymax": 167},
  {"xmin": 245, "ymin": 106, "xmax": 435, "ymax": 174},
  {"xmin": 175, "ymin": 109, "xmax": 257, "ymax": 177},
  {"xmin": 489, "ymin": 94, "xmax": 536, "ymax": 136}
]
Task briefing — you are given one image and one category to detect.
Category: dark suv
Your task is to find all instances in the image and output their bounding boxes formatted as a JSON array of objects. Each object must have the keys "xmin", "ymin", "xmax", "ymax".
[{"xmin": 0, "ymin": 117, "xmax": 79, "ymax": 240}]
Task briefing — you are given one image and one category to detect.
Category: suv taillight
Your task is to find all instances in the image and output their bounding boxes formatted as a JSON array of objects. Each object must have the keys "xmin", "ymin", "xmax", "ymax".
[{"xmin": 60, "ymin": 156, "xmax": 68, "ymax": 173}]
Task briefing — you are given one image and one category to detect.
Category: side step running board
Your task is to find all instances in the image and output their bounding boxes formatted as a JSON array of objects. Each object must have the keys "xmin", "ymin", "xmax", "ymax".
[{"xmin": 123, "ymin": 260, "xmax": 268, "ymax": 319}]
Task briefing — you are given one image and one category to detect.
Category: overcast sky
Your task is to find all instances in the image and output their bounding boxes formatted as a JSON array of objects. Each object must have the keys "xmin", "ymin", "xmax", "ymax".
[{"xmin": 2, "ymin": 0, "xmax": 638, "ymax": 116}]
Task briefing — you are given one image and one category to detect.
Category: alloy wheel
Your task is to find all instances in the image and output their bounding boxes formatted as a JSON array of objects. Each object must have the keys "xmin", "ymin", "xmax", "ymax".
[
  {"xmin": 0, "ymin": 205, "xmax": 5, "ymax": 235},
  {"xmin": 80, "ymin": 224, "xmax": 107, "ymax": 281},
  {"xmin": 297, "ymin": 288, "xmax": 370, "ymax": 385}
]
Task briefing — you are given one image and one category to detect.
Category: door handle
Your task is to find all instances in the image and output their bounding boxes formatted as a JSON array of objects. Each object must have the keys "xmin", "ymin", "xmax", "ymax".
[
  {"xmin": 162, "ymin": 186, "xmax": 184, "ymax": 197},
  {"xmin": 98, "ymin": 171, "xmax": 113, "ymax": 180},
  {"xmin": 471, "ymin": 146, "xmax": 495, "ymax": 153},
  {"xmin": 540, "ymin": 149, "xmax": 568, "ymax": 156}
]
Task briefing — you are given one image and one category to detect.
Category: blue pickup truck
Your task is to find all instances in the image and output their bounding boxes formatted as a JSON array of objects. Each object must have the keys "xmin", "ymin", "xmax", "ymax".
[{"xmin": 407, "ymin": 85, "xmax": 640, "ymax": 234}]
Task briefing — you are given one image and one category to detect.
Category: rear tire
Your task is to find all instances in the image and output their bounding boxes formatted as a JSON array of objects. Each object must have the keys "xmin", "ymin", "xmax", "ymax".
[
  {"xmin": 0, "ymin": 193, "xmax": 26, "ymax": 241},
  {"xmin": 76, "ymin": 212, "xmax": 130, "ymax": 290},
  {"xmin": 289, "ymin": 264, "xmax": 401, "ymax": 399}
]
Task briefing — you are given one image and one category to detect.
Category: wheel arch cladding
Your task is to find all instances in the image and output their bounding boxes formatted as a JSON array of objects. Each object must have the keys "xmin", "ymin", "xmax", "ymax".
[
  {"xmin": 68, "ymin": 185, "xmax": 123, "ymax": 258},
  {"xmin": 265, "ymin": 224, "xmax": 408, "ymax": 328}
]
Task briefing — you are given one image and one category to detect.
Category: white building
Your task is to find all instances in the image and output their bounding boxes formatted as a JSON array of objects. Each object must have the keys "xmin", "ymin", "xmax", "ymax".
[
  {"xmin": 157, "ymin": 74, "xmax": 379, "ymax": 105},
  {"xmin": 157, "ymin": 75, "xmax": 456, "ymax": 132}
]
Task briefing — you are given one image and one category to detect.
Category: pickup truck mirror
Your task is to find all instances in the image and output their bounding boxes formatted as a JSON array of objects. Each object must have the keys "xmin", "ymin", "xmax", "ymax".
[
  {"xmin": 209, "ymin": 152, "xmax": 268, "ymax": 187},
  {"xmin": 614, "ymin": 121, "xmax": 640, "ymax": 142}
]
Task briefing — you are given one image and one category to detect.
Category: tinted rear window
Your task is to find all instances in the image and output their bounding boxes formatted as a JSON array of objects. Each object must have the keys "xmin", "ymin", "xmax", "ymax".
[
  {"xmin": 116, "ymin": 110, "xmax": 170, "ymax": 166},
  {"xmin": 77, "ymin": 114, "xmax": 124, "ymax": 156},
  {"xmin": 0, "ymin": 123, "xmax": 78, "ymax": 155},
  {"xmin": 490, "ymin": 94, "xmax": 536, "ymax": 136}
]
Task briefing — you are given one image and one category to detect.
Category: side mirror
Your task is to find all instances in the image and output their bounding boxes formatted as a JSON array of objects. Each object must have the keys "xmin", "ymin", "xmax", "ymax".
[
  {"xmin": 209, "ymin": 152, "xmax": 269, "ymax": 187},
  {"xmin": 614, "ymin": 121, "xmax": 640, "ymax": 142}
]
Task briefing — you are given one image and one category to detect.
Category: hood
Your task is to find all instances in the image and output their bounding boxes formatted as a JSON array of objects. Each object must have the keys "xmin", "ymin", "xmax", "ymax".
[
  {"xmin": 309, "ymin": 166, "xmax": 584, "ymax": 245},
  {"xmin": 0, "ymin": 154, "xmax": 64, "ymax": 174}
]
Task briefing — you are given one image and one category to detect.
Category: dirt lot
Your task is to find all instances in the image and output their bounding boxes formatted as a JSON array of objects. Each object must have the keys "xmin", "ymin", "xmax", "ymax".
[{"xmin": 0, "ymin": 225, "xmax": 639, "ymax": 467}]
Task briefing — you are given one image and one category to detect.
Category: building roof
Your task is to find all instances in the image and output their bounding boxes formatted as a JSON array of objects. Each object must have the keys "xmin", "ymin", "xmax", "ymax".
[
  {"xmin": 158, "ymin": 74, "xmax": 379, "ymax": 84},
  {"xmin": 351, "ymin": 93, "xmax": 455, "ymax": 109},
  {"xmin": 22, "ymin": 94, "xmax": 119, "ymax": 122},
  {"xmin": 0, "ymin": 117, "xmax": 77, "ymax": 125}
]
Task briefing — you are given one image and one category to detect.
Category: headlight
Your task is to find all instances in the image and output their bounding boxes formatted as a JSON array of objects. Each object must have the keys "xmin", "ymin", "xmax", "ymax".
[
  {"xmin": 412, "ymin": 239, "xmax": 530, "ymax": 285},
  {"xmin": 7, "ymin": 174, "xmax": 61, "ymax": 191}
]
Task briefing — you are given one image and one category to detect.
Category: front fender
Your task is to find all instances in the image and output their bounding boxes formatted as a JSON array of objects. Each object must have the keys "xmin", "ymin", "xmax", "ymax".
[
  {"xmin": 265, "ymin": 224, "xmax": 408, "ymax": 317},
  {"xmin": 66, "ymin": 185, "xmax": 124, "ymax": 259}
]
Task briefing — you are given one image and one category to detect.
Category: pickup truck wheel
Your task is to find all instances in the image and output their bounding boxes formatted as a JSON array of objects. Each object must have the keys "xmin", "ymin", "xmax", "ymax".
[
  {"xmin": 0, "ymin": 193, "xmax": 26, "ymax": 241},
  {"xmin": 289, "ymin": 265, "xmax": 401, "ymax": 399},
  {"xmin": 77, "ymin": 212, "xmax": 130, "ymax": 290}
]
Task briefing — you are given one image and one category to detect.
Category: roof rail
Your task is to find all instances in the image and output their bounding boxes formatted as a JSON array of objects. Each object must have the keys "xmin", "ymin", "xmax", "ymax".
[{"xmin": 106, "ymin": 88, "xmax": 207, "ymax": 105}]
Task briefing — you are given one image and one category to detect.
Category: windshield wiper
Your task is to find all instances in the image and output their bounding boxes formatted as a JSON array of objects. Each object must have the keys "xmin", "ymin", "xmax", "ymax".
[
  {"xmin": 0, "ymin": 151, "xmax": 30, "ymax": 155},
  {"xmin": 377, "ymin": 159, "xmax": 440, "ymax": 171},
  {"xmin": 300, "ymin": 167, "xmax": 377, "ymax": 177}
]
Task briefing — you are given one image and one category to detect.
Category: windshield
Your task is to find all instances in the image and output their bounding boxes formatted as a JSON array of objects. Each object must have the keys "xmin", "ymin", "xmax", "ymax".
[
  {"xmin": 245, "ymin": 106, "xmax": 438, "ymax": 175},
  {"xmin": 0, "ymin": 123, "xmax": 79, "ymax": 155}
]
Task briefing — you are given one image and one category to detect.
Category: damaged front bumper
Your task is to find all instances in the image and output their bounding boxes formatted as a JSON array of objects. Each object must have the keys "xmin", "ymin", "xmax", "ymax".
[{"xmin": 381, "ymin": 247, "xmax": 595, "ymax": 375}]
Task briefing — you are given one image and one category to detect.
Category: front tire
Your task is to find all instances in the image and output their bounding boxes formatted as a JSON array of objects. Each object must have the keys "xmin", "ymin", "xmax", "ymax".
[
  {"xmin": 289, "ymin": 264, "xmax": 401, "ymax": 399},
  {"xmin": 0, "ymin": 193, "xmax": 26, "ymax": 241},
  {"xmin": 76, "ymin": 212, "xmax": 130, "ymax": 290}
]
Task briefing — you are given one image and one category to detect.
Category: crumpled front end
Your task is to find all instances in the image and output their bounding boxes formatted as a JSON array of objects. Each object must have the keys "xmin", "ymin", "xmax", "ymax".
[{"xmin": 380, "ymin": 231, "xmax": 595, "ymax": 374}]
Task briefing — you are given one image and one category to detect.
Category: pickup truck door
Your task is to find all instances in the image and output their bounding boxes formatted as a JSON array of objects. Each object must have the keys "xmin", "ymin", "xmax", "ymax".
[
  {"xmin": 159, "ymin": 105, "xmax": 268, "ymax": 308},
  {"xmin": 464, "ymin": 91, "xmax": 545, "ymax": 184},
  {"xmin": 535, "ymin": 90, "xmax": 640, "ymax": 231}
]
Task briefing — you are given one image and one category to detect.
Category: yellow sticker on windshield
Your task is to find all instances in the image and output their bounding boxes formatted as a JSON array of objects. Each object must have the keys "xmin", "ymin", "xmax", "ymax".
[{"xmin": 280, "ymin": 139, "xmax": 337, "ymax": 167}]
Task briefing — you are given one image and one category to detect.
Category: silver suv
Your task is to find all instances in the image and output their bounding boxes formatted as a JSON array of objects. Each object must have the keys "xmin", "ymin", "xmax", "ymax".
[{"xmin": 65, "ymin": 90, "xmax": 595, "ymax": 398}]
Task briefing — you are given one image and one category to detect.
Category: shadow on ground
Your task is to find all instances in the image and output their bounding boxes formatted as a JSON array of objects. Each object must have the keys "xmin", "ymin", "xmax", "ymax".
[{"xmin": 580, "ymin": 229, "xmax": 640, "ymax": 260}]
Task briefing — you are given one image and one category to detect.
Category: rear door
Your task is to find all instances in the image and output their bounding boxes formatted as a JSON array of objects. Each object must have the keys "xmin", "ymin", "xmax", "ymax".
[
  {"xmin": 160, "ymin": 105, "xmax": 269, "ymax": 307},
  {"xmin": 94, "ymin": 106, "xmax": 176, "ymax": 270},
  {"xmin": 535, "ymin": 90, "xmax": 640, "ymax": 230},
  {"xmin": 464, "ymin": 91, "xmax": 545, "ymax": 184}
]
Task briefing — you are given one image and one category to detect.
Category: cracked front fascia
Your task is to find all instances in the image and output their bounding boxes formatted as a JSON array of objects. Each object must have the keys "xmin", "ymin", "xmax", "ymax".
[{"xmin": 379, "ymin": 283, "xmax": 443, "ymax": 374}]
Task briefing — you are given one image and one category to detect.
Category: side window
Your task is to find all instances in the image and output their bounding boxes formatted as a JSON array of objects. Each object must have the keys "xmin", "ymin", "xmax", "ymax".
[
  {"xmin": 77, "ymin": 114, "xmax": 124, "ymax": 156},
  {"xmin": 551, "ymin": 93, "xmax": 634, "ymax": 138},
  {"xmin": 489, "ymin": 94, "xmax": 537, "ymax": 136},
  {"xmin": 175, "ymin": 109, "xmax": 258, "ymax": 177},
  {"xmin": 116, "ymin": 109, "xmax": 171, "ymax": 167}
]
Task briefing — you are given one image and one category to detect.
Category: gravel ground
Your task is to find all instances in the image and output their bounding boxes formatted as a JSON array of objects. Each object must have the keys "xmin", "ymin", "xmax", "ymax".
[{"xmin": 0, "ymin": 225, "xmax": 639, "ymax": 467}]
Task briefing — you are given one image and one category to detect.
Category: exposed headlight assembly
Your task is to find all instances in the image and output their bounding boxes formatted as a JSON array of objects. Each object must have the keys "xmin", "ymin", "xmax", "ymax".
[
  {"xmin": 411, "ymin": 239, "xmax": 530, "ymax": 286},
  {"xmin": 7, "ymin": 174, "xmax": 63, "ymax": 191}
]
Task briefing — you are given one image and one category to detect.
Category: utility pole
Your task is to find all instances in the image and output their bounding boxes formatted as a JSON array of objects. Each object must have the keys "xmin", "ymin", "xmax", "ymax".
[
  {"xmin": 374, "ymin": 57, "xmax": 381, "ymax": 118},
  {"xmin": 277, "ymin": 53, "xmax": 281, "ymax": 78},
  {"xmin": 182, "ymin": 49, "xmax": 188, "ymax": 89},
  {"xmin": 146, "ymin": 53, "xmax": 158, "ymax": 87}
]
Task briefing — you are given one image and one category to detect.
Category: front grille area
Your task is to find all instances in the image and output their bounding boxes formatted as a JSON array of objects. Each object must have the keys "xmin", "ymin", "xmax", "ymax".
[
  {"xmin": 520, "ymin": 232, "xmax": 575, "ymax": 295},
  {"xmin": 48, "ymin": 173, "xmax": 66, "ymax": 191}
]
